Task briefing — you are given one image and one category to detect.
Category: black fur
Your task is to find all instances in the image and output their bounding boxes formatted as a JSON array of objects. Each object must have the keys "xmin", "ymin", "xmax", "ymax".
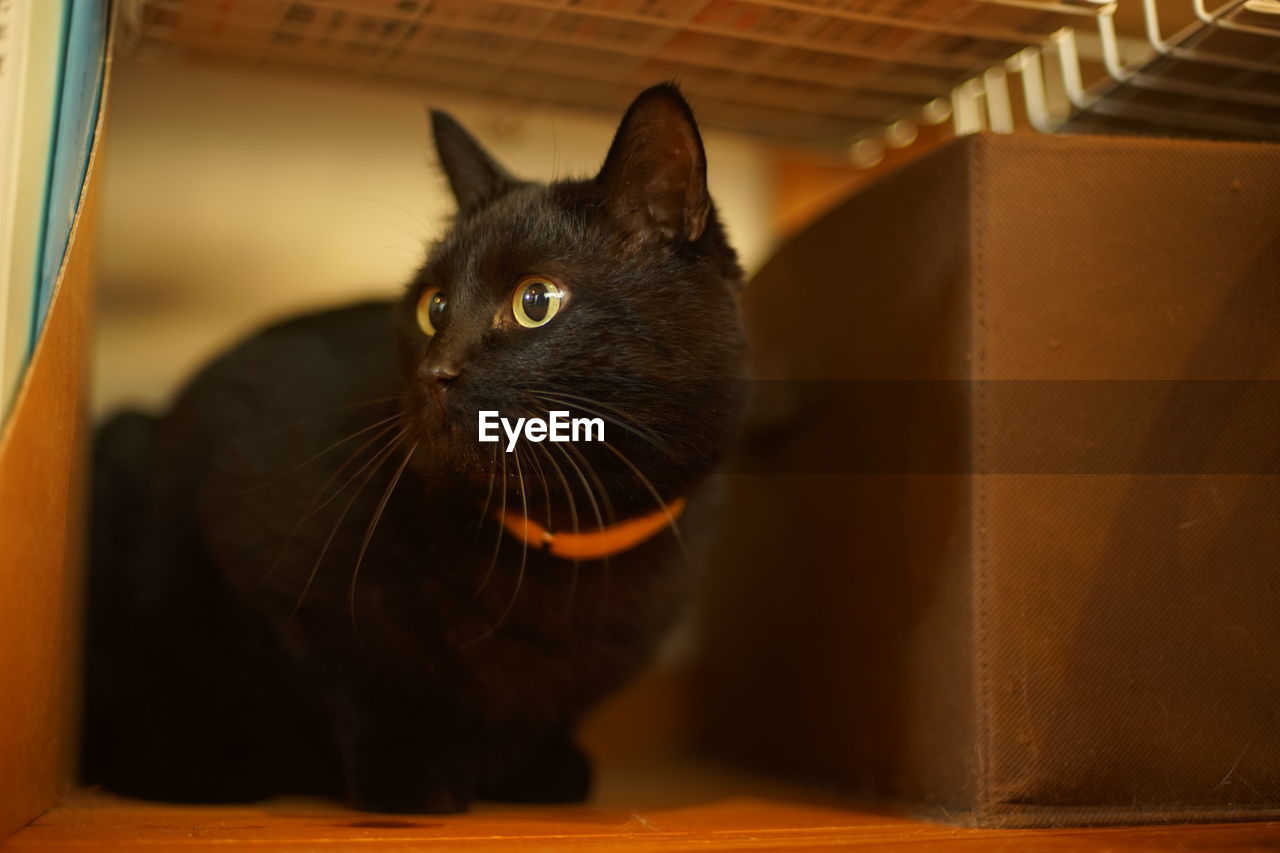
[{"xmin": 81, "ymin": 84, "xmax": 746, "ymax": 813}]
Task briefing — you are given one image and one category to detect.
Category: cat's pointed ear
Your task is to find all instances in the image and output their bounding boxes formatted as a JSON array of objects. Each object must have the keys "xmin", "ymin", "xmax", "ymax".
[
  {"xmin": 430, "ymin": 109, "xmax": 518, "ymax": 214},
  {"xmin": 596, "ymin": 84, "xmax": 711, "ymax": 244}
]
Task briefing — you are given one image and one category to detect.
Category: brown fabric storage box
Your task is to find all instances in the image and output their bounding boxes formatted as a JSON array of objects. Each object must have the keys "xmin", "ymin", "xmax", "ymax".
[{"xmin": 698, "ymin": 132, "xmax": 1280, "ymax": 827}]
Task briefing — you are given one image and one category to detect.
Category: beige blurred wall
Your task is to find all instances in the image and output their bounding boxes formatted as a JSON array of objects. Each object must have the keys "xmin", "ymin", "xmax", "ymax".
[{"xmin": 95, "ymin": 56, "xmax": 777, "ymax": 415}]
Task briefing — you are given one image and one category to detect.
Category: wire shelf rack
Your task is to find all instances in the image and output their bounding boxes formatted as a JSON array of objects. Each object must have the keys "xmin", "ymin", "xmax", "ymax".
[{"xmin": 121, "ymin": 0, "xmax": 1280, "ymax": 157}]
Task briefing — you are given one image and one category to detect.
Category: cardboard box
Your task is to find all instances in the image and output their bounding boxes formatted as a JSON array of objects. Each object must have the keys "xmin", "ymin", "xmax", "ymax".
[{"xmin": 0, "ymin": 52, "xmax": 106, "ymax": 844}]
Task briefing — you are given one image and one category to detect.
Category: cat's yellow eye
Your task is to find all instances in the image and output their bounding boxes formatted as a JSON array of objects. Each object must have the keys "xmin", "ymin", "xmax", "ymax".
[
  {"xmin": 417, "ymin": 287, "xmax": 447, "ymax": 336},
  {"xmin": 512, "ymin": 276, "xmax": 564, "ymax": 329}
]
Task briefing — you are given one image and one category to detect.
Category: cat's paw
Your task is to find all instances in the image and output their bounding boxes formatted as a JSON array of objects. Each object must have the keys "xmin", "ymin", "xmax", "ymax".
[
  {"xmin": 347, "ymin": 782, "xmax": 474, "ymax": 815},
  {"xmin": 345, "ymin": 768, "xmax": 475, "ymax": 814},
  {"xmin": 480, "ymin": 738, "xmax": 592, "ymax": 804}
]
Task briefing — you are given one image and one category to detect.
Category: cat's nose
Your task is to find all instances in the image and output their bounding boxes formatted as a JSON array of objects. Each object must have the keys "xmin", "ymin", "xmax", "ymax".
[{"xmin": 427, "ymin": 362, "xmax": 462, "ymax": 386}]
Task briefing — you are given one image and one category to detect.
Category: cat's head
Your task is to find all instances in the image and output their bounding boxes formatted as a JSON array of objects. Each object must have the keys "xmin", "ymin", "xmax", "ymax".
[{"xmin": 395, "ymin": 84, "xmax": 746, "ymax": 521}]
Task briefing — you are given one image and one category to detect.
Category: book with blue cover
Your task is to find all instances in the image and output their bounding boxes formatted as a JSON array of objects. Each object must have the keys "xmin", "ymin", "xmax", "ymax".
[
  {"xmin": 0, "ymin": 0, "xmax": 66, "ymax": 418},
  {"xmin": 35, "ymin": 0, "xmax": 109, "ymax": 337},
  {"xmin": 0, "ymin": 0, "xmax": 107, "ymax": 420}
]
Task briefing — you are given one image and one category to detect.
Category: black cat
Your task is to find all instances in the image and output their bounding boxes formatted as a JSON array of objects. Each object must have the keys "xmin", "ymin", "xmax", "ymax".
[{"xmin": 81, "ymin": 83, "xmax": 746, "ymax": 814}]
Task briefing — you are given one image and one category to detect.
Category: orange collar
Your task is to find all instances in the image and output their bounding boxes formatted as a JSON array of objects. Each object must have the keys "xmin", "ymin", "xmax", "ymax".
[{"xmin": 494, "ymin": 497, "xmax": 687, "ymax": 561}]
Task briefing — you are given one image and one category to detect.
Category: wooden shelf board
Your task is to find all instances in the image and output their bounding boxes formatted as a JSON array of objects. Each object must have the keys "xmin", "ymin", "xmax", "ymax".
[{"xmin": 6, "ymin": 757, "xmax": 1280, "ymax": 851}]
